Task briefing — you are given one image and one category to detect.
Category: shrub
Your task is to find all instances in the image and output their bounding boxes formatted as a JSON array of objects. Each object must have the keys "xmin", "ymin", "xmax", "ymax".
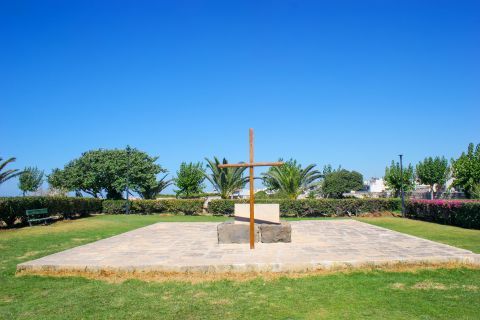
[
  {"xmin": 208, "ymin": 198, "xmax": 401, "ymax": 217},
  {"xmin": 102, "ymin": 199, "xmax": 204, "ymax": 215},
  {"xmin": 0, "ymin": 196, "xmax": 102, "ymax": 227},
  {"xmin": 406, "ymin": 199, "xmax": 480, "ymax": 229},
  {"xmin": 102, "ymin": 200, "xmax": 130, "ymax": 214}
]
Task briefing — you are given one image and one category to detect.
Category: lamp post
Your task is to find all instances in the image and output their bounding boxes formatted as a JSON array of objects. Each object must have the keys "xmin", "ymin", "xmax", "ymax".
[
  {"xmin": 399, "ymin": 154, "xmax": 405, "ymax": 217},
  {"xmin": 125, "ymin": 145, "xmax": 131, "ymax": 215}
]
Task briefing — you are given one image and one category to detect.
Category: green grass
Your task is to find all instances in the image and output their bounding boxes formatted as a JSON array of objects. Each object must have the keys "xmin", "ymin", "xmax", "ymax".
[
  {"xmin": 357, "ymin": 217, "xmax": 480, "ymax": 253},
  {"xmin": 1, "ymin": 215, "xmax": 479, "ymax": 319}
]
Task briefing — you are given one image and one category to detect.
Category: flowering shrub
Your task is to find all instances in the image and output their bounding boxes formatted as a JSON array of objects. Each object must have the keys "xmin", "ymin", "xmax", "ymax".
[{"xmin": 406, "ymin": 199, "xmax": 480, "ymax": 229}]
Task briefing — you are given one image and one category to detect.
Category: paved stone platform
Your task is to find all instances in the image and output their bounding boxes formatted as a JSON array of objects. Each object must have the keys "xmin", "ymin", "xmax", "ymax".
[{"xmin": 17, "ymin": 220, "xmax": 480, "ymax": 274}]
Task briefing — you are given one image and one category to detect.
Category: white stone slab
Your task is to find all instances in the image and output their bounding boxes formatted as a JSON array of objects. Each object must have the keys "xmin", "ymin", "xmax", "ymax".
[{"xmin": 234, "ymin": 203, "xmax": 280, "ymax": 224}]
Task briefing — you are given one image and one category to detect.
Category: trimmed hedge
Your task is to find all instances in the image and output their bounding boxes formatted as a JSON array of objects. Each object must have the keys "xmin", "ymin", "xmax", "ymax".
[
  {"xmin": 0, "ymin": 197, "xmax": 103, "ymax": 227},
  {"xmin": 102, "ymin": 199, "xmax": 204, "ymax": 215},
  {"xmin": 406, "ymin": 199, "xmax": 480, "ymax": 229},
  {"xmin": 208, "ymin": 198, "xmax": 401, "ymax": 217}
]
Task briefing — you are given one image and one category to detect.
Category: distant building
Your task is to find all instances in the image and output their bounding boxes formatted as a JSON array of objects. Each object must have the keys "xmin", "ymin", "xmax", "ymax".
[
  {"xmin": 365, "ymin": 178, "xmax": 386, "ymax": 193},
  {"xmin": 231, "ymin": 188, "xmax": 272, "ymax": 199}
]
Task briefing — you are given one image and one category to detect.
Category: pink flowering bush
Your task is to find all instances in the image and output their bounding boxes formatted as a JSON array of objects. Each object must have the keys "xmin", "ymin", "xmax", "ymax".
[{"xmin": 406, "ymin": 199, "xmax": 480, "ymax": 229}]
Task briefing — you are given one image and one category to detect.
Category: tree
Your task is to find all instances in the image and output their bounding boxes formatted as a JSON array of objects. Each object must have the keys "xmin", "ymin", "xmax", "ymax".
[
  {"xmin": 48, "ymin": 148, "xmax": 165, "ymax": 199},
  {"xmin": 384, "ymin": 160, "xmax": 415, "ymax": 197},
  {"xmin": 174, "ymin": 162, "xmax": 206, "ymax": 198},
  {"xmin": 47, "ymin": 168, "xmax": 71, "ymax": 195},
  {"xmin": 18, "ymin": 167, "xmax": 44, "ymax": 196},
  {"xmin": 321, "ymin": 169, "xmax": 363, "ymax": 198},
  {"xmin": 137, "ymin": 174, "xmax": 172, "ymax": 199},
  {"xmin": 262, "ymin": 159, "xmax": 322, "ymax": 200},
  {"xmin": 204, "ymin": 157, "xmax": 249, "ymax": 199},
  {"xmin": 0, "ymin": 157, "xmax": 21, "ymax": 185},
  {"xmin": 472, "ymin": 184, "xmax": 480, "ymax": 199},
  {"xmin": 451, "ymin": 143, "xmax": 480, "ymax": 198},
  {"xmin": 416, "ymin": 156, "xmax": 449, "ymax": 199}
]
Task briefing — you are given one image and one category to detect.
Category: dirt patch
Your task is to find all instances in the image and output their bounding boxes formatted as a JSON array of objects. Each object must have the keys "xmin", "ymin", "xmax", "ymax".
[
  {"xmin": 1, "ymin": 296, "xmax": 14, "ymax": 303},
  {"xmin": 210, "ymin": 299, "xmax": 232, "ymax": 306},
  {"xmin": 17, "ymin": 251, "xmax": 42, "ymax": 260},
  {"xmin": 15, "ymin": 261, "xmax": 479, "ymax": 284},
  {"xmin": 462, "ymin": 285, "xmax": 478, "ymax": 291},
  {"xmin": 412, "ymin": 281, "xmax": 447, "ymax": 290},
  {"xmin": 392, "ymin": 281, "xmax": 479, "ymax": 291},
  {"xmin": 390, "ymin": 282, "xmax": 406, "ymax": 290},
  {"xmin": 193, "ymin": 291, "xmax": 208, "ymax": 298}
]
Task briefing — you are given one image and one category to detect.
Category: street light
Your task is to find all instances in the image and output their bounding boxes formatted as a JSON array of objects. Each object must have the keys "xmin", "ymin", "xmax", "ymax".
[
  {"xmin": 125, "ymin": 145, "xmax": 131, "ymax": 215},
  {"xmin": 399, "ymin": 154, "xmax": 405, "ymax": 217}
]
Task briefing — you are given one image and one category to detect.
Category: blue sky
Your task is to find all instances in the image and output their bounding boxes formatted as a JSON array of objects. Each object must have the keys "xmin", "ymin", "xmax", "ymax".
[{"xmin": 1, "ymin": 0, "xmax": 479, "ymax": 196}]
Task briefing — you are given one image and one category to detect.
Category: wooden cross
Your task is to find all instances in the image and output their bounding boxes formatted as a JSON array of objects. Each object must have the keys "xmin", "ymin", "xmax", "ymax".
[{"xmin": 218, "ymin": 128, "xmax": 283, "ymax": 249}]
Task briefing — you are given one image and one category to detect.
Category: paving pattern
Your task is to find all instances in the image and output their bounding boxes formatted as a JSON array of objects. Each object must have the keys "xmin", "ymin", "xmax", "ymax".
[{"xmin": 17, "ymin": 220, "xmax": 480, "ymax": 274}]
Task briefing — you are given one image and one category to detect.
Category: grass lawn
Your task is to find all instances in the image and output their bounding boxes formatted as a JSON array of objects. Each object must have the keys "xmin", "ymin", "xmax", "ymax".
[
  {"xmin": 358, "ymin": 217, "xmax": 480, "ymax": 253},
  {"xmin": 1, "ymin": 215, "xmax": 479, "ymax": 319}
]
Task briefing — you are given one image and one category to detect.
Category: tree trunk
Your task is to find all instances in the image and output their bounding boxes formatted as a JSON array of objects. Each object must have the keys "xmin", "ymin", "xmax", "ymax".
[{"xmin": 430, "ymin": 187, "xmax": 434, "ymax": 200}]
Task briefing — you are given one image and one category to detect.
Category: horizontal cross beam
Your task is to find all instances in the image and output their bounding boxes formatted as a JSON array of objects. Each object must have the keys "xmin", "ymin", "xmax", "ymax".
[{"xmin": 217, "ymin": 161, "xmax": 283, "ymax": 168}]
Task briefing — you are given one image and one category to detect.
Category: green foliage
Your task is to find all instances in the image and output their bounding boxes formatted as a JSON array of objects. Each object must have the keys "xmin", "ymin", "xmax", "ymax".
[
  {"xmin": 48, "ymin": 148, "xmax": 165, "ymax": 199},
  {"xmin": 174, "ymin": 162, "xmax": 206, "ymax": 198},
  {"xmin": 406, "ymin": 200, "xmax": 480, "ymax": 229},
  {"xmin": 472, "ymin": 183, "xmax": 480, "ymax": 200},
  {"xmin": 102, "ymin": 199, "xmax": 204, "ymax": 215},
  {"xmin": 451, "ymin": 143, "xmax": 480, "ymax": 198},
  {"xmin": 384, "ymin": 160, "xmax": 415, "ymax": 197},
  {"xmin": 204, "ymin": 157, "xmax": 248, "ymax": 199},
  {"xmin": 208, "ymin": 198, "xmax": 401, "ymax": 217},
  {"xmin": 321, "ymin": 169, "xmax": 363, "ymax": 198},
  {"xmin": 0, "ymin": 157, "xmax": 21, "ymax": 185},
  {"xmin": 262, "ymin": 159, "xmax": 322, "ymax": 200},
  {"xmin": 0, "ymin": 196, "xmax": 102, "ymax": 227},
  {"xmin": 137, "ymin": 174, "xmax": 172, "ymax": 199},
  {"xmin": 416, "ymin": 156, "xmax": 449, "ymax": 199},
  {"xmin": 254, "ymin": 190, "xmax": 270, "ymax": 199},
  {"xmin": 18, "ymin": 167, "xmax": 44, "ymax": 196}
]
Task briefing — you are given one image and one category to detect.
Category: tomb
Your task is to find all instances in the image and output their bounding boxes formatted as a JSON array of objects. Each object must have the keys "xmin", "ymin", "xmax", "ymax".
[{"xmin": 217, "ymin": 203, "xmax": 291, "ymax": 244}]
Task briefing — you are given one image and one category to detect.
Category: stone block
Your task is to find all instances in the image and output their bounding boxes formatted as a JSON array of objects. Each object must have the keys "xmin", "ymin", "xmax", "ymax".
[
  {"xmin": 260, "ymin": 222, "xmax": 292, "ymax": 243},
  {"xmin": 217, "ymin": 222, "xmax": 259, "ymax": 244},
  {"xmin": 234, "ymin": 204, "xmax": 280, "ymax": 224}
]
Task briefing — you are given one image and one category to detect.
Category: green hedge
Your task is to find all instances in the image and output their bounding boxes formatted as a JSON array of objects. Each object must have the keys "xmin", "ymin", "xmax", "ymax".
[
  {"xmin": 406, "ymin": 200, "xmax": 480, "ymax": 229},
  {"xmin": 0, "ymin": 197, "xmax": 103, "ymax": 227},
  {"xmin": 208, "ymin": 198, "xmax": 401, "ymax": 217},
  {"xmin": 102, "ymin": 199, "xmax": 204, "ymax": 215}
]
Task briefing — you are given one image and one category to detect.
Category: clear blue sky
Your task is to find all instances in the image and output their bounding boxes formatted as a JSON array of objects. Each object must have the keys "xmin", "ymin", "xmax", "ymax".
[{"xmin": 1, "ymin": 1, "xmax": 479, "ymax": 196}]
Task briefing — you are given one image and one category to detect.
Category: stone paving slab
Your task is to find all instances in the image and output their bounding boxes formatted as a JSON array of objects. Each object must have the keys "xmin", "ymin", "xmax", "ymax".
[{"xmin": 17, "ymin": 220, "xmax": 480, "ymax": 274}]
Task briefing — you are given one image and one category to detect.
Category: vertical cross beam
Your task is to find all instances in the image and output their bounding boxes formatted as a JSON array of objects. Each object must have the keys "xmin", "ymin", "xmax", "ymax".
[
  {"xmin": 249, "ymin": 128, "xmax": 255, "ymax": 249},
  {"xmin": 217, "ymin": 129, "xmax": 283, "ymax": 250}
]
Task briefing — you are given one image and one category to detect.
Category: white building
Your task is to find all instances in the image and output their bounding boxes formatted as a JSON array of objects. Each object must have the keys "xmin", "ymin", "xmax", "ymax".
[{"xmin": 365, "ymin": 178, "xmax": 386, "ymax": 193}]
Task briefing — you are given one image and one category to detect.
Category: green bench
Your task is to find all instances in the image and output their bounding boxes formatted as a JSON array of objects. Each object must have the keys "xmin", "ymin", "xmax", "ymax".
[{"xmin": 26, "ymin": 208, "xmax": 52, "ymax": 227}]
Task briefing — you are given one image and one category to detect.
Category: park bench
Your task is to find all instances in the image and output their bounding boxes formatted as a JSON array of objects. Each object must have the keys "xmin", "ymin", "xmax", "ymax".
[{"xmin": 26, "ymin": 208, "xmax": 52, "ymax": 227}]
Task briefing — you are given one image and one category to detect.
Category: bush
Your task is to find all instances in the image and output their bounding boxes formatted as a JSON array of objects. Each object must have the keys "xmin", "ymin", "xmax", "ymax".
[
  {"xmin": 406, "ymin": 199, "xmax": 480, "ymax": 229},
  {"xmin": 0, "ymin": 196, "xmax": 103, "ymax": 227},
  {"xmin": 102, "ymin": 199, "xmax": 204, "ymax": 215},
  {"xmin": 208, "ymin": 198, "xmax": 401, "ymax": 217}
]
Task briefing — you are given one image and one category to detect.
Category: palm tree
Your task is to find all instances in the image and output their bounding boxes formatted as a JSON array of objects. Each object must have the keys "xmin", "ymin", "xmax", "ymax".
[
  {"xmin": 262, "ymin": 159, "xmax": 322, "ymax": 199},
  {"xmin": 137, "ymin": 174, "xmax": 173, "ymax": 199},
  {"xmin": 204, "ymin": 157, "xmax": 249, "ymax": 199},
  {"xmin": 0, "ymin": 157, "xmax": 22, "ymax": 185}
]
